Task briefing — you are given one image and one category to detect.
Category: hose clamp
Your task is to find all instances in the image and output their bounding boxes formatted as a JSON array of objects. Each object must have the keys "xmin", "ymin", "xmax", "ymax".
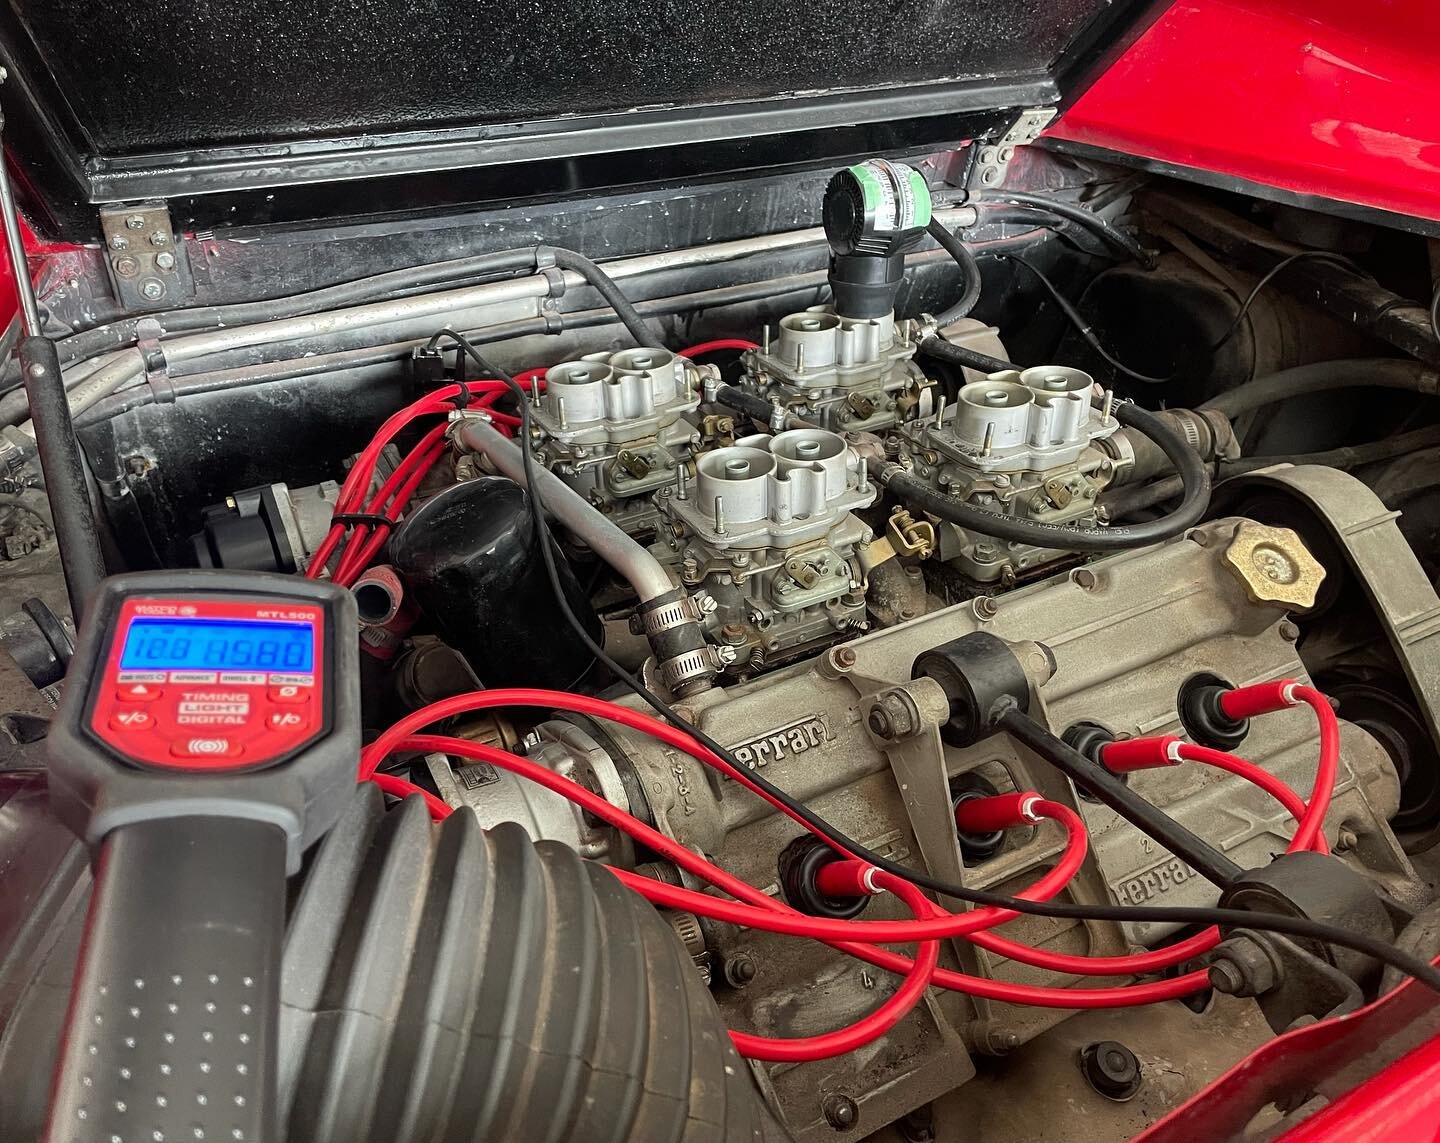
[
  {"xmin": 641, "ymin": 599, "xmax": 692, "ymax": 636},
  {"xmin": 639, "ymin": 592, "xmax": 715, "ymax": 636},
  {"xmin": 659, "ymin": 646, "xmax": 728, "ymax": 691}
]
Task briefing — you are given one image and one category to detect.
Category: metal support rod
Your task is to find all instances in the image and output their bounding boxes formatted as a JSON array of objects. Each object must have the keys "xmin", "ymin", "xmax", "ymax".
[
  {"xmin": 0, "ymin": 146, "xmax": 39, "ymax": 335},
  {"xmin": 19, "ymin": 337, "xmax": 106, "ymax": 619},
  {"xmin": 997, "ymin": 707, "xmax": 1244, "ymax": 887},
  {"xmin": 0, "ymin": 96, "xmax": 106, "ymax": 620}
]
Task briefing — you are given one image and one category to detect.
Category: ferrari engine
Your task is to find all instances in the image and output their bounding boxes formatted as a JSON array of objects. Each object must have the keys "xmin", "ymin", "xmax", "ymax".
[{"xmin": 3, "ymin": 140, "xmax": 1440, "ymax": 1143}]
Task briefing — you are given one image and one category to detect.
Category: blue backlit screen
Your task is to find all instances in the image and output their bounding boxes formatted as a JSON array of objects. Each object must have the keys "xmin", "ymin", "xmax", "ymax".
[{"xmin": 119, "ymin": 618, "xmax": 314, "ymax": 672}]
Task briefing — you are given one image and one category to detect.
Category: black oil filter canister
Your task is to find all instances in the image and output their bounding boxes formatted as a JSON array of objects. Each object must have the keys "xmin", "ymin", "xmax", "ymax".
[{"xmin": 390, "ymin": 476, "xmax": 600, "ymax": 688}]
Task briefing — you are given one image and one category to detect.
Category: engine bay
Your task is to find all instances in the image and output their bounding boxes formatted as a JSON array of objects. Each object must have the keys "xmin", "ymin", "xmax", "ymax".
[{"xmin": 5, "ymin": 141, "xmax": 1440, "ymax": 1142}]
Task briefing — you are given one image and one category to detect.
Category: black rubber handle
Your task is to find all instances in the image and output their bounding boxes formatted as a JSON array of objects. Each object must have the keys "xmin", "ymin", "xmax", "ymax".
[{"xmin": 44, "ymin": 816, "xmax": 286, "ymax": 1143}]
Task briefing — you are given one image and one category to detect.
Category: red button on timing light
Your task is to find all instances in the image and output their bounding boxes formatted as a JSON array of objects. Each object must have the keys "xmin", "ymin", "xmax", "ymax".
[
  {"xmin": 117, "ymin": 683, "xmax": 163, "ymax": 703},
  {"xmin": 266, "ymin": 711, "xmax": 308, "ymax": 731},
  {"xmin": 170, "ymin": 738, "xmax": 243, "ymax": 759},
  {"xmin": 268, "ymin": 685, "xmax": 310, "ymax": 705},
  {"xmin": 109, "ymin": 710, "xmax": 154, "ymax": 732}
]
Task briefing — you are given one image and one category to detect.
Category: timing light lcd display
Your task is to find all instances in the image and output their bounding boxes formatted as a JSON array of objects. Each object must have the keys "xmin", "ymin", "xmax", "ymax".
[{"xmin": 118, "ymin": 618, "xmax": 314, "ymax": 672}]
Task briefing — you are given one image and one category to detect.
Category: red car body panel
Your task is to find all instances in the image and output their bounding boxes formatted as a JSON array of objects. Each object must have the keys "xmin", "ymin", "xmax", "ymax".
[
  {"xmin": 1051, "ymin": 0, "xmax": 1440, "ymax": 227},
  {"xmin": 1054, "ymin": 2, "xmax": 1440, "ymax": 1135}
]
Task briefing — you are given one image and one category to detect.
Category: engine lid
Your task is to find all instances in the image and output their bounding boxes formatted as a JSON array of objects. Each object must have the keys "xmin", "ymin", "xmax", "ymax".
[{"xmin": 0, "ymin": 0, "xmax": 1168, "ymax": 242}]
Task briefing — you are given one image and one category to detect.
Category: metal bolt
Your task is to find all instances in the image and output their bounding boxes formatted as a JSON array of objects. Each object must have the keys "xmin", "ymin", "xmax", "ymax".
[
  {"xmin": 1278, "ymin": 619, "xmax": 1301, "ymax": 643},
  {"xmin": 875, "ymin": 692, "xmax": 917, "ymax": 739},
  {"xmin": 981, "ymin": 1027, "xmax": 1020, "ymax": 1056},
  {"xmin": 113, "ymin": 255, "xmax": 139, "ymax": 278},
  {"xmin": 139, "ymin": 278, "xmax": 166, "ymax": 301},
  {"xmin": 720, "ymin": 623, "xmax": 746, "ymax": 645},
  {"xmin": 124, "ymin": 214, "xmax": 146, "ymax": 230},
  {"xmin": 972, "ymin": 596, "xmax": 998, "ymax": 620},
  {"xmin": 867, "ymin": 706, "xmax": 893, "ymax": 739},
  {"xmin": 1072, "ymin": 567, "xmax": 1098, "ymax": 590},
  {"xmin": 1336, "ymin": 827, "xmax": 1359, "ymax": 852},
  {"xmin": 1207, "ymin": 958, "xmax": 1247, "ymax": 995},
  {"xmin": 155, "ymin": 251, "xmax": 176, "ymax": 271},
  {"xmin": 830, "ymin": 646, "xmax": 856, "ymax": 670},
  {"xmin": 723, "ymin": 953, "xmax": 757, "ymax": 987},
  {"xmin": 108, "ymin": 234, "xmax": 129, "ymax": 251},
  {"xmin": 1207, "ymin": 936, "xmax": 1281, "ymax": 997},
  {"xmin": 149, "ymin": 230, "xmax": 169, "ymax": 247},
  {"xmin": 822, "ymin": 1093, "xmax": 859, "ymax": 1131}
]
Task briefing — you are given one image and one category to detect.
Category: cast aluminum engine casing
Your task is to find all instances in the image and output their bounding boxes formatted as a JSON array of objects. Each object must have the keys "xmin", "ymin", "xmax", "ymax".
[
  {"xmin": 896, "ymin": 365, "xmax": 1119, "ymax": 584},
  {"xmin": 530, "ymin": 346, "xmax": 704, "ymax": 535},
  {"xmin": 434, "ymin": 510, "xmax": 1414, "ymax": 1141},
  {"xmin": 649, "ymin": 427, "xmax": 877, "ymax": 674}
]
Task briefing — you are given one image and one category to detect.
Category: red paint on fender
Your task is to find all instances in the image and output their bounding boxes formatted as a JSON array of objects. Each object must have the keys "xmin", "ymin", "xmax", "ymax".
[{"xmin": 1050, "ymin": 0, "xmax": 1440, "ymax": 224}]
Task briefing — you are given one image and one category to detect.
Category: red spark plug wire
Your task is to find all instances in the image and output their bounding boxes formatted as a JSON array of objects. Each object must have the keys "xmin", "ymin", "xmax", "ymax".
[
  {"xmin": 394, "ymin": 734, "xmax": 941, "ymax": 1060},
  {"xmin": 306, "ymin": 374, "xmax": 546, "ymax": 579},
  {"xmin": 1218, "ymin": 680, "xmax": 1339, "ymax": 852},
  {"xmin": 730, "ymin": 870, "xmax": 942, "ymax": 1062},
  {"xmin": 364, "ymin": 684, "xmax": 1342, "ymax": 995},
  {"xmin": 373, "ymin": 723, "xmax": 1211, "ymax": 1010},
  {"xmin": 963, "ymin": 734, "xmax": 1331, "ymax": 979},
  {"xmin": 331, "ymin": 424, "xmax": 448, "ymax": 586},
  {"xmin": 677, "ymin": 338, "xmax": 760, "ymax": 356}
]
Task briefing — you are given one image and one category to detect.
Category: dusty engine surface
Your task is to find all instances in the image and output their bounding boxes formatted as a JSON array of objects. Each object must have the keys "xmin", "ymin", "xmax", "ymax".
[{"xmin": 433, "ymin": 500, "xmax": 1420, "ymax": 1139}]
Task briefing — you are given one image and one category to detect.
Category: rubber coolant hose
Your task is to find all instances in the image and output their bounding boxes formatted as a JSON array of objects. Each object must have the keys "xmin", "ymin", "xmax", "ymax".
[
  {"xmin": 918, "ymin": 336, "xmax": 1015, "ymax": 376},
  {"xmin": 1201, "ymin": 358, "xmax": 1440, "ymax": 419},
  {"xmin": 548, "ymin": 247, "xmax": 666, "ymax": 349},
  {"xmin": 926, "ymin": 217, "xmax": 983, "ymax": 326},
  {"xmin": 880, "ymin": 400, "xmax": 1212, "ymax": 552}
]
